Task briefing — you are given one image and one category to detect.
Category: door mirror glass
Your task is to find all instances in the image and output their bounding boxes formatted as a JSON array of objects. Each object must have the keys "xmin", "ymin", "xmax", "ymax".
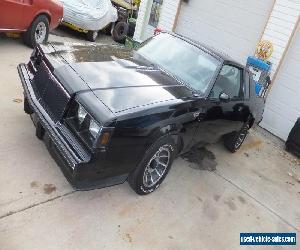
[{"xmin": 219, "ymin": 92, "xmax": 230, "ymax": 102}]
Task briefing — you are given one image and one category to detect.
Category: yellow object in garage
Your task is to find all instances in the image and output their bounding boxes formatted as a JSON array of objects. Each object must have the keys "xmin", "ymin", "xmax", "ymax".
[
  {"xmin": 112, "ymin": 0, "xmax": 137, "ymax": 10},
  {"xmin": 255, "ymin": 40, "xmax": 274, "ymax": 61},
  {"xmin": 62, "ymin": 21, "xmax": 89, "ymax": 34},
  {"xmin": 5, "ymin": 33, "xmax": 21, "ymax": 38}
]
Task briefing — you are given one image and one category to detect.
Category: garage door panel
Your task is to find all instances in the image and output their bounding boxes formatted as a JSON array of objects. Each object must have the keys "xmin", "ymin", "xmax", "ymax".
[
  {"xmin": 262, "ymin": 109, "xmax": 294, "ymax": 140},
  {"xmin": 266, "ymin": 90, "xmax": 300, "ymax": 115},
  {"xmin": 263, "ymin": 102, "xmax": 299, "ymax": 131},
  {"xmin": 278, "ymin": 70, "xmax": 300, "ymax": 86},
  {"xmin": 184, "ymin": 3, "xmax": 268, "ymax": 40},
  {"xmin": 218, "ymin": 0, "xmax": 272, "ymax": 15},
  {"xmin": 261, "ymin": 25, "xmax": 300, "ymax": 140},
  {"xmin": 176, "ymin": 0, "xmax": 273, "ymax": 63},
  {"xmin": 179, "ymin": 14, "xmax": 257, "ymax": 61},
  {"xmin": 215, "ymin": 2, "xmax": 271, "ymax": 31},
  {"xmin": 272, "ymin": 73, "xmax": 300, "ymax": 94}
]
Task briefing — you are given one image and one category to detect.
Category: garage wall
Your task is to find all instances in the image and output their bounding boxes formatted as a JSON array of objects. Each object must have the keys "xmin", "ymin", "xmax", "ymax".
[
  {"xmin": 134, "ymin": 0, "xmax": 180, "ymax": 42},
  {"xmin": 175, "ymin": 0, "xmax": 274, "ymax": 64},
  {"xmin": 260, "ymin": 23, "xmax": 300, "ymax": 141},
  {"xmin": 159, "ymin": 0, "xmax": 180, "ymax": 31}
]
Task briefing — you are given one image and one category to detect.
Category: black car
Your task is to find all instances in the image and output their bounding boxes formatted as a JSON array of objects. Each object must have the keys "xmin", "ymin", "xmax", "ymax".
[{"xmin": 18, "ymin": 32, "xmax": 265, "ymax": 195}]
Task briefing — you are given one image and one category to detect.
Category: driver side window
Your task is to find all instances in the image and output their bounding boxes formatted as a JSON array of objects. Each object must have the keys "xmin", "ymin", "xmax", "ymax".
[{"xmin": 210, "ymin": 65, "xmax": 243, "ymax": 100}]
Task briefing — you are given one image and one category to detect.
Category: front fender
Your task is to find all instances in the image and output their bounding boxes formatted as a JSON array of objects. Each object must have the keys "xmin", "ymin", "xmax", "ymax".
[{"xmin": 144, "ymin": 124, "xmax": 181, "ymax": 155}]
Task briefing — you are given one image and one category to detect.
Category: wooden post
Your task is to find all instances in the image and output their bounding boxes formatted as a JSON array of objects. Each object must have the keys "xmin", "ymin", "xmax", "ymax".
[
  {"xmin": 270, "ymin": 17, "xmax": 299, "ymax": 86},
  {"xmin": 172, "ymin": 0, "xmax": 183, "ymax": 32}
]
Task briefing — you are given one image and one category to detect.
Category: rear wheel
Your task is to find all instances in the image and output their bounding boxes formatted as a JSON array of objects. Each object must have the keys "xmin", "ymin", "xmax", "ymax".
[
  {"xmin": 128, "ymin": 136, "xmax": 176, "ymax": 195},
  {"xmin": 224, "ymin": 123, "xmax": 249, "ymax": 153},
  {"xmin": 86, "ymin": 30, "xmax": 98, "ymax": 42},
  {"xmin": 112, "ymin": 22, "xmax": 129, "ymax": 43},
  {"xmin": 23, "ymin": 15, "xmax": 49, "ymax": 48}
]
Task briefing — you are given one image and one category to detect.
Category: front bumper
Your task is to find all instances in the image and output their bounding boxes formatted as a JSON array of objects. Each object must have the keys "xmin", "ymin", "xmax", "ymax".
[{"xmin": 18, "ymin": 63, "xmax": 127, "ymax": 190}]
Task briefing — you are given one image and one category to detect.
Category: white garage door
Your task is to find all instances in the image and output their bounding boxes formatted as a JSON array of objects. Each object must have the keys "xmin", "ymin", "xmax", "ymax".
[
  {"xmin": 260, "ymin": 24, "xmax": 300, "ymax": 141},
  {"xmin": 176, "ymin": 0, "xmax": 273, "ymax": 64}
]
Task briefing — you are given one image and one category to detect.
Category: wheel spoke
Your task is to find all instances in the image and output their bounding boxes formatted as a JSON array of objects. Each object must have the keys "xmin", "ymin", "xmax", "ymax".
[
  {"xmin": 156, "ymin": 159, "xmax": 167, "ymax": 167},
  {"xmin": 154, "ymin": 168, "xmax": 162, "ymax": 177},
  {"xmin": 159, "ymin": 155, "xmax": 169, "ymax": 158},
  {"xmin": 142, "ymin": 144, "xmax": 171, "ymax": 188},
  {"xmin": 149, "ymin": 174, "xmax": 154, "ymax": 184}
]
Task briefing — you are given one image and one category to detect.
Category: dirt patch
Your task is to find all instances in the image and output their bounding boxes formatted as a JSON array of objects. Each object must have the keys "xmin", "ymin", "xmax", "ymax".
[
  {"xmin": 224, "ymin": 200, "xmax": 237, "ymax": 211},
  {"xmin": 214, "ymin": 194, "xmax": 221, "ymax": 202},
  {"xmin": 123, "ymin": 233, "xmax": 132, "ymax": 243},
  {"xmin": 238, "ymin": 196, "xmax": 246, "ymax": 204},
  {"xmin": 240, "ymin": 138, "xmax": 263, "ymax": 151},
  {"xmin": 197, "ymin": 196, "xmax": 203, "ymax": 202},
  {"xmin": 43, "ymin": 184, "xmax": 56, "ymax": 194},
  {"xmin": 118, "ymin": 204, "xmax": 138, "ymax": 217},
  {"xmin": 30, "ymin": 181, "xmax": 40, "ymax": 188},
  {"xmin": 203, "ymin": 201, "xmax": 219, "ymax": 220},
  {"xmin": 244, "ymin": 152, "xmax": 250, "ymax": 157},
  {"xmin": 288, "ymin": 172, "xmax": 300, "ymax": 183},
  {"xmin": 12, "ymin": 98, "xmax": 22, "ymax": 103},
  {"xmin": 181, "ymin": 145, "xmax": 217, "ymax": 171}
]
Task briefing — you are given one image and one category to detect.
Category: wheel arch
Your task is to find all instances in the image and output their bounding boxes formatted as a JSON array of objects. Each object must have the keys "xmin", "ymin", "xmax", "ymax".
[
  {"xmin": 31, "ymin": 11, "xmax": 51, "ymax": 27},
  {"xmin": 144, "ymin": 124, "xmax": 183, "ymax": 156},
  {"xmin": 248, "ymin": 114, "xmax": 255, "ymax": 128}
]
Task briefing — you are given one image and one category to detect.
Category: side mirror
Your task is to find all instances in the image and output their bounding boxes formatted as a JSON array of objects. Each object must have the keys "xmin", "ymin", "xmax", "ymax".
[{"xmin": 219, "ymin": 92, "xmax": 230, "ymax": 102}]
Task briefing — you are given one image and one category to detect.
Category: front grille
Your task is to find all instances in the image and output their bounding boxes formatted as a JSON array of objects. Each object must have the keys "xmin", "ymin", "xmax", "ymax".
[{"xmin": 32, "ymin": 61, "xmax": 70, "ymax": 121}]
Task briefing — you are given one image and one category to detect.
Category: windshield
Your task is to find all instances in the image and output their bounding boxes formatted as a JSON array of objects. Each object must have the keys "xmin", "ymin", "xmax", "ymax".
[{"xmin": 137, "ymin": 33, "xmax": 222, "ymax": 94}]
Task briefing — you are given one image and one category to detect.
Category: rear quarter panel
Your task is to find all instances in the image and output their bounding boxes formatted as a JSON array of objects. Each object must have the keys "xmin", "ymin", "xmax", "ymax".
[{"xmin": 0, "ymin": 0, "xmax": 24, "ymax": 30}]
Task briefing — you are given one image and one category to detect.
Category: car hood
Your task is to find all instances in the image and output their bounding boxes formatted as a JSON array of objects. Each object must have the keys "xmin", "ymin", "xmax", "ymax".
[{"xmin": 43, "ymin": 42, "xmax": 194, "ymax": 114}]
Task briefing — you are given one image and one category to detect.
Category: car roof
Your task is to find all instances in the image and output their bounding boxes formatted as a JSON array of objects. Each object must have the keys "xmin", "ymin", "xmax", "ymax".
[{"xmin": 165, "ymin": 32, "xmax": 245, "ymax": 69}]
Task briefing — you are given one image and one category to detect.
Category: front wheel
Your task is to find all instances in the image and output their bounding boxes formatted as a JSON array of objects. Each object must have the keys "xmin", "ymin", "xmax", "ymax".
[
  {"xmin": 23, "ymin": 15, "xmax": 49, "ymax": 48},
  {"xmin": 224, "ymin": 123, "xmax": 250, "ymax": 153},
  {"xmin": 128, "ymin": 137, "xmax": 176, "ymax": 195},
  {"xmin": 86, "ymin": 30, "xmax": 98, "ymax": 42}
]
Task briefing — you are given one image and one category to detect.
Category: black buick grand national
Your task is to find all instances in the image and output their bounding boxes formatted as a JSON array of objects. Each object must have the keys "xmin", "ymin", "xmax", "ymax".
[{"xmin": 18, "ymin": 32, "xmax": 265, "ymax": 195}]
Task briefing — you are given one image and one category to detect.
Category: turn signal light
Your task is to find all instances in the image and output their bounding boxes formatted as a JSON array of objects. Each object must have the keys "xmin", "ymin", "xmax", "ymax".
[{"xmin": 100, "ymin": 132, "xmax": 111, "ymax": 146}]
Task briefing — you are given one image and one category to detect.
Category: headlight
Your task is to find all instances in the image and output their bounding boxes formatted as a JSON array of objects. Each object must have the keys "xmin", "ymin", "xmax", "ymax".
[
  {"xmin": 89, "ymin": 119, "xmax": 102, "ymax": 139},
  {"xmin": 77, "ymin": 105, "xmax": 87, "ymax": 124},
  {"xmin": 66, "ymin": 102, "xmax": 114, "ymax": 149}
]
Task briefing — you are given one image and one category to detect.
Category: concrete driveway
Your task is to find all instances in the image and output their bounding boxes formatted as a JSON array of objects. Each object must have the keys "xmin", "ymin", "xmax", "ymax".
[{"xmin": 0, "ymin": 31, "xmax": 299, "ymax": 250}]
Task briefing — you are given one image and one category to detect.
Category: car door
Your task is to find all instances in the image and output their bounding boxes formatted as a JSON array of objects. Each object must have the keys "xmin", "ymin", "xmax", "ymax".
[
  {"xmin": 194, "ymin": 64, "xmax": 248, "ymax": 145},
  {"xmin": 0, "ymin": 0, "xmax": 24, "ymax": 30}
]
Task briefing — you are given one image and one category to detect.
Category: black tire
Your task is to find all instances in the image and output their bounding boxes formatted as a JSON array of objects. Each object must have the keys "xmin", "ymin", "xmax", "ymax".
[
  {"xmin": 112, "ymin": 22, "xmax": 129, "ymax": 43},
  {"xmin": 23, "ymin": 15, "xmax": 49, "ymax": 48},
  {"xmin": 128, "ymin": 22, "xmax": 136, "ymax": 37},
  {"xmin": 224, "ymin": 123, "xmax": 250, "ymax": 153},
  {"xmin": 104, "ymin": 23, "xmax": 113, "ymax": 36},
  {"xmin": 285, "ymin": 143, "xmax": 291, "ymax": 153},
  {"xmin": 128, "ymin": 136, "xmax": 176, "ymax": 195},
  {"xmin": 86, "ymin": 30, "xmax": 98, "ymax": 42}
]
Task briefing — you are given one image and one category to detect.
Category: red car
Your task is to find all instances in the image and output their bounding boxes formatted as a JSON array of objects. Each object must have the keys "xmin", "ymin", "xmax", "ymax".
[{"xmin": 0, "ymin": 0, "xmax": 63, "ymax": 47}]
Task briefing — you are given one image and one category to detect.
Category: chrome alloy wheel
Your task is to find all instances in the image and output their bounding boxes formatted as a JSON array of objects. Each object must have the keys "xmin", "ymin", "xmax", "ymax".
[
  {"xmin": 92, "ymin": 31, "xmax": 98, "ymax": 40},
  {"xmin": 35, "ymin": 22, "xmax": 47, "ymax": 44},
  {"xmin": 234, "ymin": 131, "xmax": 247, "ymax": 149},
  {"xmin": 234, "ymin": 124, "xmax": 249, "ymax": 149},
  {"xmin": 143, "ymin": 145, "xmax": 171, "ymax": 188}
]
